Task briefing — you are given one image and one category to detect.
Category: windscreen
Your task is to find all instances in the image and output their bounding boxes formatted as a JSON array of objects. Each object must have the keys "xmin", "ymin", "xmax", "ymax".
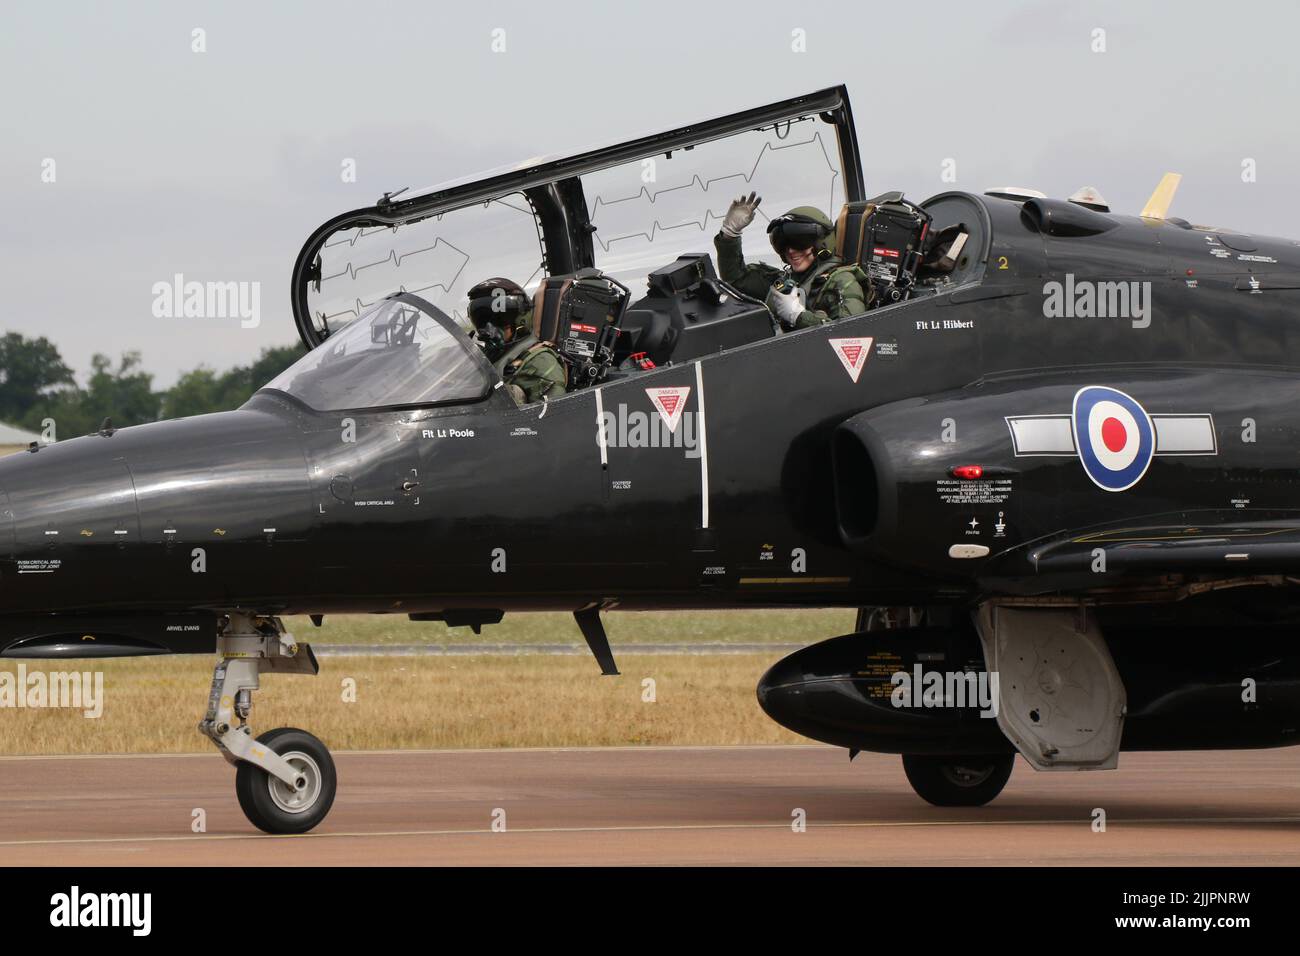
[
  {"xmin": 581, "ymin": 115, "xmax": 845, "ymax": 290},
  {"xmin": 264, "ymin": 298, "xmax": 489, "ymax": 411}
]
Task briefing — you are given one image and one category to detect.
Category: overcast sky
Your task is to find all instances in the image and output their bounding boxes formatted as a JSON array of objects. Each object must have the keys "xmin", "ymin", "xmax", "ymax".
[{"xmin": 3, "ymin": 0, "xmax": 1297, "ymax": 387}]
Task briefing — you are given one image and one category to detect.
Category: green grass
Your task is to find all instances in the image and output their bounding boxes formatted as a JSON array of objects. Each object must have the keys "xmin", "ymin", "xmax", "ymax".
[{"xmin": 288, "ymin": 608, "xmax": 857, "ymax": 646}]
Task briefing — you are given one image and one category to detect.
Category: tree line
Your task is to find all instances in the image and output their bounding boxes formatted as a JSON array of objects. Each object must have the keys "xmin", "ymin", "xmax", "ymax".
[{"xmin": 0, "ymin": 332, "xmax": 303, "ymax": 440}]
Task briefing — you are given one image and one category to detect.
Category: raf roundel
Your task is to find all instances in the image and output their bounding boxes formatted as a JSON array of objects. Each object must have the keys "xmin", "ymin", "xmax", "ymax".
[{"xmin": 1072, "ymin": 386, "xmax": 1155, "ymax": 492}]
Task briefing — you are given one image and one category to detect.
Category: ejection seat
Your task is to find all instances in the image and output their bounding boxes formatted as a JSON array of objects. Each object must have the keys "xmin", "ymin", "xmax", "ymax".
[{"xmin": 834, "ymin": 193, "xmax": 969, "ymax": 305}]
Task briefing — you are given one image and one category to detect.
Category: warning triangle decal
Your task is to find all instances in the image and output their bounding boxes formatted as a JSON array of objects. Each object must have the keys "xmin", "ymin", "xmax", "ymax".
[
  {"xmin": 645, "ymin": 386, "xmax": 691, "ymax": 432},
  {"xmin": 829, "ymin": 337, "xmax": 873, "ymax": 383}
]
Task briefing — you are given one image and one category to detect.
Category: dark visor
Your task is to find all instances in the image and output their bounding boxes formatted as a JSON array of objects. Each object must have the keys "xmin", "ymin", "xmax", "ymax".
[
  {"xmin": 766, "ymin": 215, "xmax": 825, "ymax": 252},
  {"xmin": 466, "ymin": 295, "xmax": 500, "ymax": 329}
]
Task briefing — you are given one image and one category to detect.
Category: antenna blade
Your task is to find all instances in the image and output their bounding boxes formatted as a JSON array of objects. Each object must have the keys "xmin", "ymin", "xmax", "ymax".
[{"xmin": 1140, "ymin": 172, "xmax": 1182, "ymax": 220}]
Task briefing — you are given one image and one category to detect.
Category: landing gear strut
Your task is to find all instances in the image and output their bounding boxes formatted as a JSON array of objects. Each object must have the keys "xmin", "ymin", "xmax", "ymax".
[{"xmin": 199, "ymin": 612, "xmax": 337, "ymax": 834}]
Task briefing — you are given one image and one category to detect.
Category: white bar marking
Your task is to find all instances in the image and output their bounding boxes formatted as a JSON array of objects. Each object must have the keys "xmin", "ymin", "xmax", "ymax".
[
  {"xmin": 1006, "ymin": 416, "xmax": 1075, "ymax": 455},
  {"xmin": 594, "ymin": 388, "xmax": 607, "ymax": 468},
  {"xmin": 1153, "ymin": 415, "xmax": 1217, "ymax": 454},
  {"xmin": 695, "ymin": 362, "xmax": 710, "ymax": 530}
]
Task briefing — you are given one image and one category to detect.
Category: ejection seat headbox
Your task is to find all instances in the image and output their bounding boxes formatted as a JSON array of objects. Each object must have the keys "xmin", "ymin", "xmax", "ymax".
[
  {"xmin": 532, "ymin": 269, "xmax": 630, "ymax": 389},
  {"xmin": 645, "ymin": 253, "xmax": 719, "ymax": 298},
  {"xmin": 836, "ymin": 193, "xmax": 933, "ymax": 304}
]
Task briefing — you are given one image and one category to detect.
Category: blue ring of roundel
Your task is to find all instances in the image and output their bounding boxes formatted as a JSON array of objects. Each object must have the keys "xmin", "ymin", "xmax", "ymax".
[{"xmin": 1071, "ymin": 385, "xmax": 1154, "ymax": 492}]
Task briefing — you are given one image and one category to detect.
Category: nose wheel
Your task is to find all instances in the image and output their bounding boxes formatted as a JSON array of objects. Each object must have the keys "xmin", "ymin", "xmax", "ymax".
[
  {"xmin": 199, "ymin": 613, "xmax": 336, "ymax": 834},
  {"xmin": 234, "ymin": 728, "xmax": 337, "ymax": 834}
]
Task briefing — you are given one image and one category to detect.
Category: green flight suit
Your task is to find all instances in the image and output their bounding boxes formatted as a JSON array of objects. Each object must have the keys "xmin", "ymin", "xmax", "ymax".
[
  {"xmin": 714, "ymin": 231, "xmax": 870, "ymax": 329},
  {"xmin": 494, "ymin": 332, "xmax": 567, "ymax": 404}
]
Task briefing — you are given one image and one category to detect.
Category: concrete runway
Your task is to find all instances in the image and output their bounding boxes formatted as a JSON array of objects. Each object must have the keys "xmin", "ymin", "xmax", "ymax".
[{"xmin": 0, "ymin": 746, "xmax": 1297, "ymax": 865}]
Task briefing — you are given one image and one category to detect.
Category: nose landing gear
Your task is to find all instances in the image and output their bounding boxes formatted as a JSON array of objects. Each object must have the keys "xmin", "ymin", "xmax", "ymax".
[{"xmin": 199, "ymin": 612, "xmax": 337, "ymax": 834}]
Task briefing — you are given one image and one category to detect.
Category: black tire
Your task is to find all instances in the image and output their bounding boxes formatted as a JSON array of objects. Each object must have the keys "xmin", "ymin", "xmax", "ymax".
[
  {"xmin": 234, "ymin": 727, "xmax": 337, "ymax": 834},
  {"xmin": 901, "ymin": 753, "xmax": 1014, "ymax": 807}
]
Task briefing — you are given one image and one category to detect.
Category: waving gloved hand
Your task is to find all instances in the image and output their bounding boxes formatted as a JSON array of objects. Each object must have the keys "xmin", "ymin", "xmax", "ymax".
[
  {"xmin": 720, "ymin": 191, "xmax": 762, "ymax": 238},
  {"xmin": 765, "ymin": 280, "xmax": 806, "ymax": 329}
]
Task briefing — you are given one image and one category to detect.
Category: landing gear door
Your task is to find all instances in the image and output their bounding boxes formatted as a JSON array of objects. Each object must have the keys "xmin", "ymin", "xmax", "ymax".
[{"xmin": 977, "ymin": 605, "xmax": 1126, "ymax": 771}]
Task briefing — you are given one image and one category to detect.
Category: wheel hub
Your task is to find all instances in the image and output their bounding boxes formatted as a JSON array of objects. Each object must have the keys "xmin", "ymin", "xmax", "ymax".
[
  {"xmin": 940, "ymin": 762, "xmax": 995, "ymax": 787},
  {"xmin": 267, "ymin": 750, "xmax": 323, "ymax": 814}
]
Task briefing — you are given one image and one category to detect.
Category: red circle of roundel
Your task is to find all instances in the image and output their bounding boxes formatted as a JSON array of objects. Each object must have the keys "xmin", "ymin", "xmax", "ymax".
[{"xmin": 1101, "ymin": 417, "xmax": 1126, "ymax": 453}]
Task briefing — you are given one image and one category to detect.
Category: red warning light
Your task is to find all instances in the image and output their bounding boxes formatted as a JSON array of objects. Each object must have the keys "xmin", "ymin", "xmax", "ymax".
[{"xmin": 951, "ymin": 465, "xmax": 984, "ymax": 480}]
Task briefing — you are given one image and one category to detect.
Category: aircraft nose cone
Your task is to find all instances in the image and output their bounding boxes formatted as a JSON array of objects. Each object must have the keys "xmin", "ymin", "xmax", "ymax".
[
  {"xmin": 4, "ymin": 440, "xmax": 139, "ymax": 536},
  {"xmin": 0, "ymin": 405, "xmax": 312, "ymax": 617},
  {"xmin": 0, "ymin": 437, "xmax": 141, "ymax": 613}
]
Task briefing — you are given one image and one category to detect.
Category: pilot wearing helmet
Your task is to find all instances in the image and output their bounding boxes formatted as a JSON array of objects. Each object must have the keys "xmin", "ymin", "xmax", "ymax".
[
  {"xmin": 466, "ymin": 277, "xmax": 566, "ymax": 405},
  {"xmin": 713, "ymin": 192, "xmax": 870, "ymax": 330}
]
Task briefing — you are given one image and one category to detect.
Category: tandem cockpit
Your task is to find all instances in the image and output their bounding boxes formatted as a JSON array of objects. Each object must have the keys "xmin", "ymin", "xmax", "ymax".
[{"xmin": 275, "ymin": 85, "xmax": 991, "ymax": 412}]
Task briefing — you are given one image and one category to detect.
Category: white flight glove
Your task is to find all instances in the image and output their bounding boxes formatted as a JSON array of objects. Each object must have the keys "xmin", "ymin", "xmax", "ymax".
[
  {"xmin": 720, "ymin": 191, "xmax": 762, "ymax": 238},
  {"xmin": 766, "ymin": 281, "xmax": 806, "ymax": 329}
]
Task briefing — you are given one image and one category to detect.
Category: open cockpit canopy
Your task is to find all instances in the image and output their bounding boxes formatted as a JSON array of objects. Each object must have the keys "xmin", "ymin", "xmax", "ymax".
[{"xmin": 290, "ymin": 87, "xmax": 865, "ymax": 350}]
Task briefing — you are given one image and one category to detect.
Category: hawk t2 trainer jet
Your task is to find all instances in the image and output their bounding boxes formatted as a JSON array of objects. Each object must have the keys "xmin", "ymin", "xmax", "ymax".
[{"xmin": 3, "ymin": 86, "xmax": 1300, "ymax": 831}]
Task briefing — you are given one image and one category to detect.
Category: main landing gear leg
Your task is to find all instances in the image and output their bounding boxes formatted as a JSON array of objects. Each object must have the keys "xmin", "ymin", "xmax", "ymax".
[{"xmin": 198, "ymin": 612, "xmax": 337, "ymax": 834}]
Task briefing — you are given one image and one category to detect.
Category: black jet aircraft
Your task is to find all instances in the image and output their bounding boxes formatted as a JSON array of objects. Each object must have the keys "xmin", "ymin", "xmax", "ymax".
[{"xmin": 3, "ymin": 85, "xmax": 1299, "ymax": 833}]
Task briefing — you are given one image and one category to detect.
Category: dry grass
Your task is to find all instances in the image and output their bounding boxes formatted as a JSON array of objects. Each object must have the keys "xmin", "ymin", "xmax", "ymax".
[
  {"xmin": 0, "ymin": 445, "xmax": 25, "ymax": 458},
  {"xmin": 0, "ymin": 598, "xmax": 849, "ymax": 755},
  {"xmin": 291, "ymin": 608, "xmax": 855, "ymax": 645},
  {"xmin": 0, "ymin": 653, "xmax": 805, "ymax": 755}
]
